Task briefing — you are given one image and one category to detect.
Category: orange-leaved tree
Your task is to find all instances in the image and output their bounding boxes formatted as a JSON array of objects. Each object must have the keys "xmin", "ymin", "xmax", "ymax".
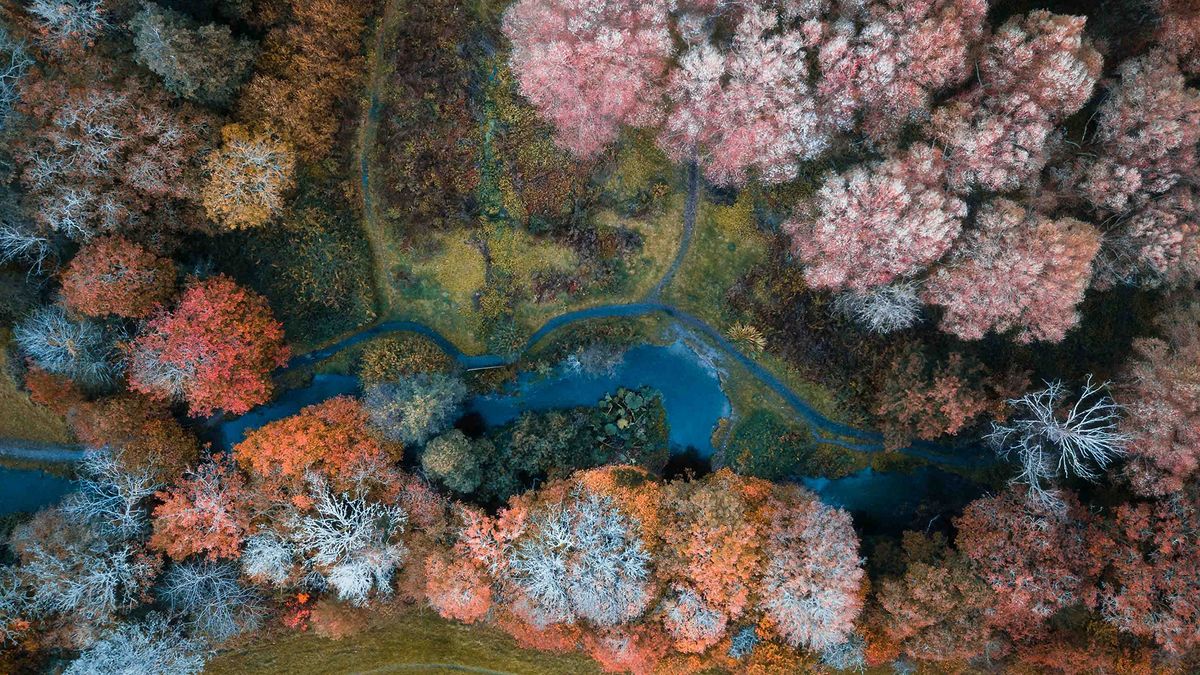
[
  {"xmin": 233, "ymin": 396, "xmax": 400, "ymax": 503},
  {"xmin": 151, "ymin": 460, "xmax": 253, "ymax": 561}
]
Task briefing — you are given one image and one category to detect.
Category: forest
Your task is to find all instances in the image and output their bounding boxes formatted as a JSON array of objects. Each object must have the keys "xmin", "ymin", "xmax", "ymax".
[{"xmin": 0, "ymin": 0, "xmax": 1199, "ymax": 673}]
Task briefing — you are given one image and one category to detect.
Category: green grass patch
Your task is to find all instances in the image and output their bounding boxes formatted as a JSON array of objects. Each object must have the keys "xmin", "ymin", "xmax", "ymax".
[
  {"xmin": 724, "ymin": 406, "xmax": 868, "ymax": 481},
  {"xmin": 0, "ymin": 333, "xmax": 72, "ymax": 445},
  {"xmin": 663, "ymin": 192, "xmax": 767, "ymax": 327},
  {"xmin": 205, "ymin": 607, "xmax": 601, "ymax": 675}
]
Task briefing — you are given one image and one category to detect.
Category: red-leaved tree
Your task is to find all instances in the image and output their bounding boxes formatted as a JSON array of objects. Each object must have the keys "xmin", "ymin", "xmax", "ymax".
[
  {"xmin": 659, "ymin": 5, "xmax": 826, "ymax": 185},
  {"xmin": 60, "ymin": 236, "xmax": 175, "ymax": 318},
  {"xmin": 955, "ymin": 487, "xmax": 1098, "ymax": 640},
  {"xmin": 129, "ymin": 275, "xmax": 289, "ymax": 417},
  {"xmin": 232, "ymin": 396, "xmax": 399, "ymax": 503},
  {"xmin": 1094, "ymin": 492, "xmax": 1200, "ymax": 655},
  {"xmin": 424, "ymin": 552, "xmax": 493, "ymax": 624},
  {"xmin": 816, "ymin": 0, "xmax": 987, "ymax": 143}
]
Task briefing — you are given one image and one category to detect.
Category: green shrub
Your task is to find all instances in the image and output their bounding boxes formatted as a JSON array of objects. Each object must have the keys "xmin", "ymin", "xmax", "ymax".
[
  {"xmin": 727, "ymin": 409, "xmax": 868, "ymax": 480},
  {"xmin": 359, "ymin": 335, "xmax": 454, "ymax": 386}
]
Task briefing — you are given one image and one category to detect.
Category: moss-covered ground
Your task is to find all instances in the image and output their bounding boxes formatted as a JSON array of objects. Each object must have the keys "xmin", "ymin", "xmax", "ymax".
[
  {"xmin": 0, "ymin": 331, "xmax": 72, "ymax": 445},
  {"xmin": 204, "ymin": 608, "xmax": 600, "ymax": 675}
]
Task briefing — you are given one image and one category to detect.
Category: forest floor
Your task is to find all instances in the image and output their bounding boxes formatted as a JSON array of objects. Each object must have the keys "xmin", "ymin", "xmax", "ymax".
[
  {"xmin": 0, "ymin": 330, "xmax": 72, "ymax": 447},
  {"xmin": 204, "ymin": 608, "xmax": 600, "ymax": 675}
]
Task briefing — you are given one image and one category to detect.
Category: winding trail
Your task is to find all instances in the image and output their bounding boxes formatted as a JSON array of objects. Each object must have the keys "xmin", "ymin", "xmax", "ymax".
[
  {"xmin": 647, "ymin": 161, "xmax": 698, "ymax": 301},
  {"xmin": 0, "ymin": 439, "xmax": 85, "ymax": 464},
  {"xmin": 333, "ymin": 18, "xmax": 994, "ymax": 467}
]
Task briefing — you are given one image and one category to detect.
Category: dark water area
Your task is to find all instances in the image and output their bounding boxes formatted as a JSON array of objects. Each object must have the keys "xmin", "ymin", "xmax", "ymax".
[
  {"xmin": 801, "ymin": 466, "xmax": 986, "ymax": 536},
  {"xmin": 0, "ymin": 466, "xmax": 73, "ymax": 515},
  {"xmin": 468, "ymin": 341, "xmax": 731, "ymax": 457}
]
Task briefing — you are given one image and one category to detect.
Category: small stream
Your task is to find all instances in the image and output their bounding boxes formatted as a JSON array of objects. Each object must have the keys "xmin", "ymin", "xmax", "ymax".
[
  {"xmin": 0, "ymin": 466, "xmax": 74, "ymax": 515},
  {"xmin": 5, "ymin": 340, "xmax": 989, "ymax": 525}
]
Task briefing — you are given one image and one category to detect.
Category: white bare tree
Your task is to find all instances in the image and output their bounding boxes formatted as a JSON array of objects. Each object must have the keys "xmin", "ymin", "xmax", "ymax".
[
  {"xmin": 62, "ymin": 449, "xmax": 161, "ymax": 540},
  {"xmin": 290, "ymin": 479, "xmax": 408, "ymax": 606},
  {"xmin": 0, "ymin": 566, "xmax": 27, "ymax": 644},
  {"xmin": 820, "ymin": 633, "xmax": 867, "ymax": 673},
  {"xmin": 240, "ymin": 531, "xmax": 296, "ymax": 587},
  {"xmin": 14, "ymin": 305, "xmax": 120, "ymax": 388},
  {"xmin": 64, "ymin": 613, "xmax": 207, "ymax": 675},
  {"xmin": 0, "ymin": 25, "xmax": 31, "ymax": 129},
  {"xmin": 25, "ymin": 0, "xmax": 107, "ymax": 49},
  {"xmin": 21, "ymin": 533, "xmax": 156, "ymax": 623},
  {"xmin": 507, "ymin": 490, "xmax": 651, "ymax": 627},
  {"xmin": 0, "ymin": 219, "xmax": 54, "ymax": 274},
  {"xmin": 159, "ymin": 560, "xmax": 263, "ymax": 643},
  {"xmin": 989, "ymin": 377, "xmax": 1128, "ymax": 508},
  {"xmin": 661, "ymin": 585, "xmax": 726, "ymax": 648},
  {"xmin": 833, "ymin": 281, "xmax": 922, "ymax": 334}
]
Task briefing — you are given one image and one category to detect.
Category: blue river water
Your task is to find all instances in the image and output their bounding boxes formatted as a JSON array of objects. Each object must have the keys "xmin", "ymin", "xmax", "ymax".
[
  {"xmin": 5, "ymin": 339, "xmax": 985, "ymax": 526},
  {"xmin": 217, "ymin": 340, "xmax": 731, "ymax": 456},
  {"xmin": 0, "ymin": 466, "xmax": 74, "ymax": 515},
  {"xmin": 468, "ymin": 341, "xmax": 731, "ymax": 457},
  {"xmin": 802, "ymin": 466, "xmax": 983, "ymax": 532}
]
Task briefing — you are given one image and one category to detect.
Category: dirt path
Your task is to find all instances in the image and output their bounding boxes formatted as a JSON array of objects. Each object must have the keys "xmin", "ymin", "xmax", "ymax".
[
  {"xmin": 356, "ymin": 0, "xmax": 406, "ymax": 318},
  {"xmin": 0, "ymin": 439, "xmax": 85, "ymax": 464},
  {"xmin": 647, "ymin": 160, "xmax": 698, "ymax": 301}
]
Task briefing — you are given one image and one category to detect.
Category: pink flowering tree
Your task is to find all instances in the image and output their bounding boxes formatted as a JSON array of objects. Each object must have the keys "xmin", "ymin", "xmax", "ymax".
[
  {"xmin": 1155, "ymin": 0, "xmax": 1200, "ymax": 76},
  {"xmin": 1120, "ymin": 301, "xmax": 1200, "ymax": 496},
  {"xmin": 789, "ymin": 143, "xmax": 965, "ymax": 291},
  {"xmin": 932, "ymin": 94, "xmax": 1058, "ymax": 194},
  {"xmin": 816, "ymin": 0, "xmax": 987, "ymax": 143},
  {"xmin": 1101, "ymin": 186, "xmax": 1200, "ymax": 288},
  {"xmin": 659, "ymin": 6, "xmax": 827, "ymax": 185},
  {"xmin": 923, "ymin": 199, "xmax": 1100, "ymax": 343},
  {"xmin": 978, "ymin": 11, "xmax": 1102, "ymax": 118},
  {"xmin": 501, "ymin": 0, "xmax": 673, "ymax": 158},
  {"xmin": 933, "ymin": 11, "xmax": 1101, "ymax": 194},
  {"xmin": 1077, "ymin": 50, "xmax": 1200, "ymax": 214}
]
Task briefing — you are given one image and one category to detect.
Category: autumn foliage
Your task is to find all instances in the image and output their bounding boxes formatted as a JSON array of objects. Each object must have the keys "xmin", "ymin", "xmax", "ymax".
[
  {"xmin": 201, "ymin": 124, "xmax": 295, "ymax": 230},
  {"xmin": 151, "ymin": 461, "xmax": 252, "ymax": 561},
  {"xmin": 70, "ymin": 394, "xmax": 199, "ymax": 481},
  {"xmin": 60, "ymin": 236, "xmax": 175, "ymax": 318},
  {"xmin": 233, "ymin": 396, "xmax": 399, "ymax": 502},
  {"xmin": 129, "ymin": 275, "xmax": 289, "ymax": 417},
  {"xmin": 237, "ymin": 0, "xmax": 369, "ymax": 162},
  {"xmin": 1120, "ymin": 301, "xmax": 1200, "ymax": 495},
  {"xmin": 923, "ymin": 199, "xmax": 1100, "ymax": 343}
]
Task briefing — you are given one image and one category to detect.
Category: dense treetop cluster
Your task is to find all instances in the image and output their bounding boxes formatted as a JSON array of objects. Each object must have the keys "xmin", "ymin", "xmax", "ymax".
[{"xmin": 0, "ymin": 0, "xmax": 1199, "ymax": 673}]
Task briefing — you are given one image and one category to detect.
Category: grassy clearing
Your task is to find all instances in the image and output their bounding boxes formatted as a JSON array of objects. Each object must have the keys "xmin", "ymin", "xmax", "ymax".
[
  {"xmin": 663, "ymin": 192, "xmax": 767, "ymax": 327},
  {"xmin": 0, "ymin": 332, "xmax": 72, "ymax": 445},
  {"xmin": 662, "ymin": 193, "xmax": 858, "ymax": 427},
  {"xmin": 369, "ymin": 189, "xmax": 684, "ymax": 356},
  {"xmin": 204, "ymin": 608, "xmax": 601, "ymax": 675},
  {"xmin": 514, "ymin": 194, "xmax": 684, "ymax": 330}
]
